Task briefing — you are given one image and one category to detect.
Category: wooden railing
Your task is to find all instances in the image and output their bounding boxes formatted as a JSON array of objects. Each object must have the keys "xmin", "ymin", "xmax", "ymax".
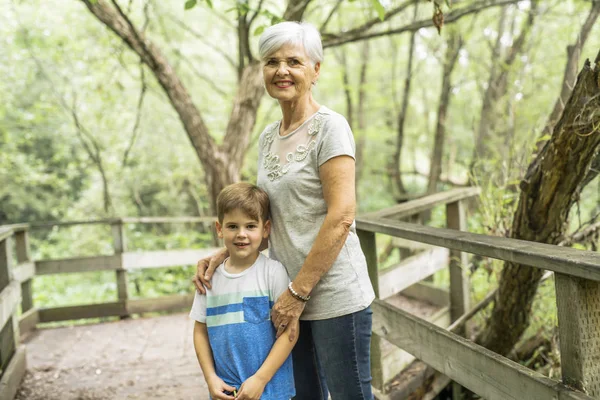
[
  {"xmin": 1, "ymin": 187, "xmax": 599, "ymax": 399},
  {"xmin": 0, "ymin": 225, "xmax": 31, "ymax": 400},
  {"xmin": 357, "ymin": 188, "xmax": 600, "ymax": 399}
]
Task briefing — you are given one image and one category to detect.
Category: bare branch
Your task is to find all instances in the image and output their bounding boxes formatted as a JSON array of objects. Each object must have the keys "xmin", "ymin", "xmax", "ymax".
[
  {"xmin": 283, "ymin": 0, "xmax": 313, "ymax": 21},
  {"xmin": 323, "ymin": 0, "xmax": 521, "ymax": 48},
  {"xmin": 248, "ymin": 0, "xmax": 265, "ymax": 27},
  {"xmin": 122, "ymin": 65, "xmax": 147, "ymax": 168},
  {"xmin": 319, "ymin": 0, "xmax": 344, "ymax": 32},
  {"xmin": 323, "ymin": 0, "xmax": 417, "ymax": 38},
  {"xmin": 165, "ymin": 13, "xmax": 238, "ymax": 70}
]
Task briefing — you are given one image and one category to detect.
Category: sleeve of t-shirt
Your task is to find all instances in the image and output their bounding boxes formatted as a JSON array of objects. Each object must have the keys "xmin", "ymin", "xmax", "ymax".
[
  {"xmin": 268, "ymin": 259, "xmax": 291, "ymax": 302},
  {"xmin": 316, "ymin": 113, "xmax": 356, "ymax": 167},
  {"xmin": 189, "ymin": 290, "xmax": 207, "ymax": 323}
]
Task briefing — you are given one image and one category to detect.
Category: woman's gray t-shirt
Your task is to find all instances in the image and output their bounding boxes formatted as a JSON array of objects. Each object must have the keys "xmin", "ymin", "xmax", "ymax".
[{"xmin": 256, "ymin": 106, "xmax": 375, "ymax": 320}]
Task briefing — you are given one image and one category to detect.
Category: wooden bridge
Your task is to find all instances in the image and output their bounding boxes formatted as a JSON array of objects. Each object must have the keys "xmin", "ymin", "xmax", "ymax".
[{"xmin": 1, "ymin": 188, "xmax": 599, "ymax": 399}]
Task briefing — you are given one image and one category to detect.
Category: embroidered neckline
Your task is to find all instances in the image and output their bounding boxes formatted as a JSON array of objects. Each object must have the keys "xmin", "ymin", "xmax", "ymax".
[{"xmin": 262, "ymin": 109, "xmax": 325, "ymax": 181}]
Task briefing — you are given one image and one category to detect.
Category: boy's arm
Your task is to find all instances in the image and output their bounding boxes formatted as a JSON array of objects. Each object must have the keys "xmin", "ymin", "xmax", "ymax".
[
  {"xmin": 236, "ymin": 322, "xmax": 298, "ymax": 400},
  {"xmin": 193, "ymin": 321, "xmax": 237, "ymax": 400}
]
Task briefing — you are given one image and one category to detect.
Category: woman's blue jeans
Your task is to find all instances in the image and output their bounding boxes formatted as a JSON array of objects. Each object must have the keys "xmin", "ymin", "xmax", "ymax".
[{"xmin": 292, "ymin": 306, "xmax": 373, "ymax": 400}]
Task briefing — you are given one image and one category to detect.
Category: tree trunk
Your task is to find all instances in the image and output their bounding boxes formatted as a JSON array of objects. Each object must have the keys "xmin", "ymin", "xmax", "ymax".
[
  {"xmin": 391, "ymin": 6, "xmax": 418, "ymax": 197},
  {"xmin": 355, "ymin": 42, "xmax": 370, "ymax": 191},
  {"xmin": 79, "ymin": 0, "xmax": 310, "ymax": 214},
  {"xmin": 470, "ymin": 3, "xmax": 537, "ymax": 177},
  {"xmin": 426, "ymin": 30, "xmax": 462, "ymax": 195},
  {"xmin": 537, "ymin": 0, "xmax": 600, "ymax": 149},
  {"xmin": 476, "ymin": 49, "xmax": 600, "ymax": 355}
]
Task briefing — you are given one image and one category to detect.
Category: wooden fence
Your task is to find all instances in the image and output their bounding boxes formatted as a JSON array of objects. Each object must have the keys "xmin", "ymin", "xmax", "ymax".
[
  {"xmin": 0, "ymin": 187, "xmax": 598, "ymax": 399},
  {"xmin": 357, "ymin": 188, "xmax": 600, "ymax": 399}
]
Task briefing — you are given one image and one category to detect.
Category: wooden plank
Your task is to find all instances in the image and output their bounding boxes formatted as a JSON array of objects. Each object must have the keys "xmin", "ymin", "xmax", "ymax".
[
  {"xmin": 0, "ymin": 282, "xmax": 20, "ymax": 331},
  {"xmin": 0, "ymin": 345, "xmax": 26, "ymax": 400},
  {"xmin": 362, "ymin": 187, "xmax": 480, "ymax": 220},
  {"xmin": 20, "ymin": 280, "xmax": 33, "ymax": 314},
  {"xmin": 2, "ymin": 224, "xmax": 28, "ymax": 233},
  {"xmin": 446, "ymin": 200, "xmax": 470, "ymax": 325},
  {"xmin": 11, "ymin": 262, "xmax": 35, "ymax": 283},
  {"xmin": 555, "ymin": 274, "xmax": 600, "ymax": 397},
  {"xmin": 392, "ymin": 237, "xmax": 436, "ymax": 251},
  {"xmin": 36, "ymin": 254, "xmax": 122, "ymax": 275},
  {"xmin": 38, "ymin": 302, "xmax": 127, "ymax": 323},
  {"xmin": 0, "ymin": 317, "xmax": 15, "ymax": 381},
  {"xmin": 122, "ymin": 248, "xmax": 222, "ymax": 270},
  {"xmin": 112, "ymin": 223, "xmax": 129, "ymax": 319},
  {"xmin": 379, "ymin": 248, "xmax": 449, "ymax": 300},
  {"xmin": 18, "ymin": 308, "xmax": 39, "ymax": 336},
  {"xmin": 402, "ymin": 282, "xmax": 449, "ymax": 308},
  {"xmin": 0, "ymin": 238, "xmax": 11, "ymax": 294},
  {"xmin": 127, "ymin": 294, "xmax": 194, "ymax": 314},
  {"xmin": 357, "ymin": 229, "xmax": 384, "ymax": 391},
  {"xmin": 121, "ymin": 216, "xmax": 216, "ymax": 224},
  {"xmin": 0, "ymin": 228, "xmax": 13, "ymax": 243},
  {"xmin": 14, "ymin": 230, "xmax": 30, "ymax": 264},
  {"xmin": 30, "ymin": 218, "xmax": 121, "ymax": 228},
  {"xmin": 356, "ymin": 218, "xmax": 600, "ymax": 282},
  {"xmin": 371, "ymin": 298, "xmax": 593, "ymax": 400}
]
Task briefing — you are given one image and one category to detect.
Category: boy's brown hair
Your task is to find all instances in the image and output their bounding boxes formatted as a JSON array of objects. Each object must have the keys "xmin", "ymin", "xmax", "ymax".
[{"xmin": 216, "ymin": 183, "xmax": 270, "ymax": 224}]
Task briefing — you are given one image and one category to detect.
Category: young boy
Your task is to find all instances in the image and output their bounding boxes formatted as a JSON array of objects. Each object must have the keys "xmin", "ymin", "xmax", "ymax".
[{"xmin": 190, "ymin": 183, "xmax": 296, "ymax": 400}]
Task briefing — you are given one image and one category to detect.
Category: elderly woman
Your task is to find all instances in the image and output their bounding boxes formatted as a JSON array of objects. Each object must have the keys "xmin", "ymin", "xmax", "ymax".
[{"xmin": 194, "ymin": 21, "xmax": 375, "ymax": 399}]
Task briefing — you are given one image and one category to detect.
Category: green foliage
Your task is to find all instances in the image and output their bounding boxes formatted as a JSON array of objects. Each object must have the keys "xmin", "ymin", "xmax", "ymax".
[
  {"xmin": 369, "ymin": 0, "xmax": 386, "ymax": 21},
  {"xmin": 184, "ymin": 0, "xmax": 212, "ymax": 10}
]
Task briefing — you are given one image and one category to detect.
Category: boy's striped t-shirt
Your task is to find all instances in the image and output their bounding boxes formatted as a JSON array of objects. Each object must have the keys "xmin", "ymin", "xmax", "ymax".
[{"xmin": 190, "ymin": 253, "xmax": 295, "ymax": 400}]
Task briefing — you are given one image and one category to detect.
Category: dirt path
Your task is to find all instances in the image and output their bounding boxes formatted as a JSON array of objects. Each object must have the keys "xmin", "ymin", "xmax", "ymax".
[{"xmin": 15, "ymin": 313, "xmax": 210, "ymax": 400}]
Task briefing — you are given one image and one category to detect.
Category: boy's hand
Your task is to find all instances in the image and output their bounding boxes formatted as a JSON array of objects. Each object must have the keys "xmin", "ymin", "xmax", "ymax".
[
  {"xmin": 193, "ymin": 248, "xmax": 228, "ymax": 294},
  {"xmin": 206, "ymin": 375, "xmax": 236, "ymax": 400},
  {"xmin": 235, "ymin": 375, "xmax": 267, "ymax": 400}
]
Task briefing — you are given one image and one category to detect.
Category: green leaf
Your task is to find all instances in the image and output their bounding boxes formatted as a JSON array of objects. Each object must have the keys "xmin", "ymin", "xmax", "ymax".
[
  {"xmin": 536, "ymin": 134, "xmax": 552, "ymax": 143},
  {"xmin": 89, "ymin": 0, "xmax": 98, "ymax": 3},
  {"xmin": 184, "ymin": 0, "xmax": 197, "ymax": 10},
  {"xmin": 205, "ymin": 0, "xmax": 213, "ymax": 8},
  {"xmin": 254, "ymin": 25, "xmax": 265, "ymax": 36},
  {"xmin": 369, "ymin": 0, "xmax": 386, "ymax": 21}
]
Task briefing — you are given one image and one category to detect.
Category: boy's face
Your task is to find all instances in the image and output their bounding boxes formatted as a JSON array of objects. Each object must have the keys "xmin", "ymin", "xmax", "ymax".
[{"xmin": 216, "ymin": 209, "xmax": 270, "ymax": 266}]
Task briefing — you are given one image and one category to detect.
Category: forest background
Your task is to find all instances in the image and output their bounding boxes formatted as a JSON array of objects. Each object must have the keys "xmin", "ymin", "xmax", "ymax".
[{"xmin": 2, "ymin": 0, "xmax": 600, "ymax": 378}]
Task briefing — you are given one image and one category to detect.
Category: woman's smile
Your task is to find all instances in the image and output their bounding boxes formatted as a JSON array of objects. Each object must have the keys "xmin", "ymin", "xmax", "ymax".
[{"xmin": 274, "ymin": 81, "xmax": 294, "ymax": 88}]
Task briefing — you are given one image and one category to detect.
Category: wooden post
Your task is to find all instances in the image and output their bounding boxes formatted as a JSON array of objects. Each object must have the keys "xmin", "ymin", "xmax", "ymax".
[
  {"xmin": 446, "ymin": 200, "xmax": 470, "ymax": 326},
  {"xmin": 0, "ymin": 237, "xmax": 11, "ymax": 294},
  {"xmin": 555, "ymin": 273, "xmax": 600, "ymax": 397},
  {"xmin": 358, "ymin": 228, "xmax": 385, "ymax": 392},
  {"xmin": 15, "ymin": 229, "xmax": 33, "ymax": 313},
  {"xmin": 112, "ymin": 221, "xmax": 129, "ymax": 318},
  {"xmin": 446, "ymin": 200, "xmax": 470, "ymax": 398}
]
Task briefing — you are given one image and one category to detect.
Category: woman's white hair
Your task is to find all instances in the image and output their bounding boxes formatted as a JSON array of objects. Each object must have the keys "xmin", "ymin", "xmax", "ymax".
[{"xmin": 258, "ymin": 21, "xmax": 323, "ymax": 65}]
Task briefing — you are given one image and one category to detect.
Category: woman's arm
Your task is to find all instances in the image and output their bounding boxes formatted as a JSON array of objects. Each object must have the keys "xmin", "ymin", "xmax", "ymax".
[
  {"xmin": 193, "ymin": 321, "xmax": 236, "ymax": 399},
  {"xmin": 236, "ymin": 321, "xmax": 299, "ymax": 400},
  {"xmin": 271, "ymin": 155, "xmax": 356, "ymax": 339},
  {"xmin": 194, "ymin": 239, "xmax": 269, "ymax": 294},
  {"xmin": 193, "ymin": 247, "xmax": 229, "ymax": 294}
]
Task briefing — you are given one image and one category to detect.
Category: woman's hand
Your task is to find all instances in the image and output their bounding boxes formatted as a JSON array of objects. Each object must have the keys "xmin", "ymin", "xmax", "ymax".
[
  {"xmin": 271, "ymin": 290, "xmax": 305, "ymax": 341},
  {"xmin": 206, "ymin": 375, "xmax": 236, "ymax": 400},
  {"xmin": 192, "ymin": 248, "xmax": 228, "ymax": 294},
  {"xmin": 235, "ymin": 375, "xmax": 267, "ymax": 400}
]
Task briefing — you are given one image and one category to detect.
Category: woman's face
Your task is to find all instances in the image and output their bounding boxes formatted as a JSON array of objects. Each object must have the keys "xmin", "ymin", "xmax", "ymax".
[{"xmin": 262, "ymin": 43, "xmax": 320, "ymax": 104}]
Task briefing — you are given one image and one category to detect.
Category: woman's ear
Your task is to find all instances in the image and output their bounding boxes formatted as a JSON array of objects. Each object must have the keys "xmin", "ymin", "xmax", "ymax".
[
  {"xmin": 313, "ymin": 62, "xmax": 321, "ymax": 83},
  {"xmin": 215, "ymin": 221, "xmax": 224, "ymax": 239}
]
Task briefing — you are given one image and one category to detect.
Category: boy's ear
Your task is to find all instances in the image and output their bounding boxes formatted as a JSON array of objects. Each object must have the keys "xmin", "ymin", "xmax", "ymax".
[
  {"xmin": 215, "ymin": 221, "xmax": 224, "ymax": 238},
  {"xmin": 263, "ymin": 220, "xmax": 271, "ymax": 238}
]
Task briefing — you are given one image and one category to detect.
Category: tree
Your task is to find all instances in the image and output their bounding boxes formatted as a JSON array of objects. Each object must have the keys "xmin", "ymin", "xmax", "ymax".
[
  {"xmin": 476, "ymin": 47, "xmax": 600, "ymax": 355},
  {"xmin": 78, "ymin": 0, "xmax": 519, "ymax": 214}
]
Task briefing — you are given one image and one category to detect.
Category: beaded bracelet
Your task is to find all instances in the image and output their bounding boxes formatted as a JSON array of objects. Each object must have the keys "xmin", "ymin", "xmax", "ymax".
[{"xmin": 288, "ymin": 282, "xmax": 311, "ymax": 302}]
